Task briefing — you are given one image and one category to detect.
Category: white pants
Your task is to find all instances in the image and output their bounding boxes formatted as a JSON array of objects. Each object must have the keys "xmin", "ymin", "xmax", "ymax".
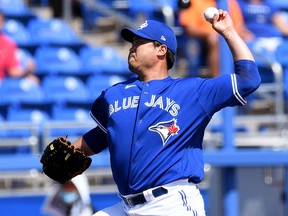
[{"xmin": 93, "ymin": 179, "xmax": 206, "ymax": 216}]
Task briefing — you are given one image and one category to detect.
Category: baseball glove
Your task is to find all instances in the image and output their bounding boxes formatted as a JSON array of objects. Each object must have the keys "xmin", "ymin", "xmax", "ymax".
[{"xmin": 40, "ymin": 136, "xmax": 92, "ymax": 184}]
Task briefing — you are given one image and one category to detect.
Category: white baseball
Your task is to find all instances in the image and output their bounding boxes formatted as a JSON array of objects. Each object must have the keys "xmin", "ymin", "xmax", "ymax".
[{"xmin": 204, "ymin": 7, "xmax": 219, "ymax": 23}]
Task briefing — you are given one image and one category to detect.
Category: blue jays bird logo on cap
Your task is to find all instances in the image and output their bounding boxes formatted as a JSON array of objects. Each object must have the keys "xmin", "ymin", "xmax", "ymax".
[
  {"xmin": 149, "ymin": 118, "xmax": 180, "ymax": 146},
  {"xmin": 138, "ymin": 20, "xmax": 148, "ymax": 30}
]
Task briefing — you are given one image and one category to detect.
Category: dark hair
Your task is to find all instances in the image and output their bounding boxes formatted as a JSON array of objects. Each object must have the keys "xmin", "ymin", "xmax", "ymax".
[{"xmin": 153, "ymin": 41, "xmax": 175, "ymax": 70}]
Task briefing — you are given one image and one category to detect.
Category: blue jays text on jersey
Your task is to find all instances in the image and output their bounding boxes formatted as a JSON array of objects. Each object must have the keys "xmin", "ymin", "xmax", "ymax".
[
  {"xmin": 84, "ymin": 60, "xmax": 260, "ymax": 195},
  {"xmin": 109, "ymin": 95, "xmax": 180, "ymax": 117}
]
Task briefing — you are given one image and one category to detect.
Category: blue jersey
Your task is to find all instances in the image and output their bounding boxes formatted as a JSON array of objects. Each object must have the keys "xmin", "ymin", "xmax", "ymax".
[{"xmin": 85, "ymin": 60, "xmax": 260, "ymax": 195}]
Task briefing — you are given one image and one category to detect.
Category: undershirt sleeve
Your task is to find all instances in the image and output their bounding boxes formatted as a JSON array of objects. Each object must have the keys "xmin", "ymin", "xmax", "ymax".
[{"xmin": 83, "ymin": 126, "xmax": 108, "ymax": 154}]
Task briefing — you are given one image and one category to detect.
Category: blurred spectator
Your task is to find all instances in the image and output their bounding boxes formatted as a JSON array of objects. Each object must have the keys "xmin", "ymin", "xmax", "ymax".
[
  {"xmin": 0, "ymin": 11, "xmax": 39, "ymax": 84},
  {"xmin": 239, "ymin": 0, "xmax": 288, "ymax": 53},
  {"xmin": 43, "ymin": 174, "xmax": 95, "ymax": 216},
  {"xmin": 178, "ymin": 0, "xmax": 254, "ymax": 77}
]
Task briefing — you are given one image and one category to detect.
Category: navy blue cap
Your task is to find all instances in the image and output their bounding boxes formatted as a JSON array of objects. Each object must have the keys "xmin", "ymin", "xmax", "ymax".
[{"xmin": 121, "ymin": 20, "xmax": 177, "ymax": 55}]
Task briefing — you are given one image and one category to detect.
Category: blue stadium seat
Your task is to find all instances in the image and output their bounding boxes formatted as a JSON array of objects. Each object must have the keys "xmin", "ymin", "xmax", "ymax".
[
  {"xmin": 128, "ymin": 0, "xmax": 155, "ymax": 18},
  {"xmin": 27, "ymin": 18, "xmax": 84, "ymax": 49},
  {"xmin": 79, "ymin": 46, "xmax": 129, "ymax": 75},
  {"xmin": 0, "ymin": 78, "xmax": 44, "ymax": 105},
  {"xmin": 42, "ymin": 75, "xmax": 90, "ymax": 104},
  {"xmin": 79, "ymin": 0, "xmax": 113, "ymax": 31},
  {"xmin": 5, "ymin": 107, "xmax": 49, "ymax": 144},
  {"xmin": 246, "ymin": 23, "xmax": 282, "ymax": 38},
  {"xmin": 49, "ymin": 106, "xmax": 92, "ymax": 139},
  {"xmin": 3, "ymin": 19, "xmax": 36, "ymax": 48},
  {"xmin": 17, "ymin": 48, "xmax": 35, "ymax": 71},
  {"xmin": 80, "ymin": 0, "xmax": 176, "ymax": 31},
  {"xmin": 87, "ymin": 74, "xmax": 125, "ymax": 99},
  {"xmin": 34, "ymin": 46, "xmax": 82, "ymax": 76},
  {"xmin": 128, "ymin": 0, "xmax": 177, "ymax": 22},
  {"xmin": 0, "ymin": 0, "xmax": 37, "ymax": 25},
  {"xmin": 52, "ymin": 107, "xmax": 90, "ymax": 122},
  {"xmin": 19, "ymin": 100, "xmax": 54, "ymax": 118},
  {"xmin": 3, "ymin": 103, "xmax": 51, "ymax": 153},
  {"xmin": 7, "ymin": 107, "xmax": 50, "ymax": 125},
  {"xmin": 0, "ymin": 0, "xmax": 28, "ymax": 14}
]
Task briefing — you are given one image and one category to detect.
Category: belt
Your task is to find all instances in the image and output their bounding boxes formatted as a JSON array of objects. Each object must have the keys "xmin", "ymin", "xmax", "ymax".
[
  {"xmin": 188, "ymin": 178, "xmax": 197, "ymax": 184},
  {"xmin": 121, "ymin": 186, "xmax": 168, "ymax": 207}
]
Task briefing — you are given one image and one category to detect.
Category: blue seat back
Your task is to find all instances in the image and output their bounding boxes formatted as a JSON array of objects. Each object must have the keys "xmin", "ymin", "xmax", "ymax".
[
  {"xmin": 0, "ymin": 0, "xmax": 31, "ymax": 16},
  {"xmin": 79, "ymin": 46, "xmax": 128, "ymax": 75},
  {"xmin": 0, "ymin": 78, "xmax": 44, "ymax": 104},
  {"xmin": 87, "ymin": 74, "xmax": 125, "ymax": 99},
  {"xmin": 28, "ymin": 18, "xmax": 81, "ymax": 46},
  {"xmin": 6, "ymin": 108, "xmax": 49, "ymax": 138},
  {"xmin": 7, "ymin": 108, "xmax": 49, "ymax": 123},
  {"xmin": 246, "ymin": 23, "xmax": 282, "ymax": 38},
  {"xmin": 52, "ymin": 107, "xmax": 90, "ymax": 121},
  {"xmin": 3, "ymin": 19, "xmax": 34, "ymax": 46},
  {"xmin": 34, "ymin": 46, "xmax": 82, "ymax": 75},
  {"xmin": 50, "ymin": 107, "xmax": 91, "ymax": 137},
  {"xmin": 42, "ymin": 75, "xmax": 90, "ymax": 103}
]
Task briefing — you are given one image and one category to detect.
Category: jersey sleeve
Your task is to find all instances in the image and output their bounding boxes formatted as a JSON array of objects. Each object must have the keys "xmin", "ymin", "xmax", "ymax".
[
  {"xmin": 83, "ymin": 91, "xmax": 109, "ymax": 153},
  {"xmin": 90, "ymin": 91, "xmax": 109, "ymax": 133},
  {"xmin": 197, "ymin": 60, "xmax": 260, "ymax": 117}
]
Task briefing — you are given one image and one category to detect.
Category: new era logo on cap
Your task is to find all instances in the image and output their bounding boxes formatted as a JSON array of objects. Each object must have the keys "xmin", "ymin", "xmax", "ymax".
[
  {"xmin": 161, "ymin": 36, "xmax": 166, "ymax": 41},
  {"xmin": 121, "ymin": 20, "xmax": 177, "ymax": 54}
]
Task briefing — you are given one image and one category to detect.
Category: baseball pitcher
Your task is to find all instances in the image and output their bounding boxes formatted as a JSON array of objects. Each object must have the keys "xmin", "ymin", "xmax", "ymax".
[{"xmin": 40, "ymin": 8, "xmax": 260, "ymax": 216}]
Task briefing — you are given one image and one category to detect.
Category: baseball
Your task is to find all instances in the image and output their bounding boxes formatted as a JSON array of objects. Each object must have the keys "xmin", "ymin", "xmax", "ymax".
[{"xmin": 204, "ymin": 7, "xmax": 219, "ymax": 23}]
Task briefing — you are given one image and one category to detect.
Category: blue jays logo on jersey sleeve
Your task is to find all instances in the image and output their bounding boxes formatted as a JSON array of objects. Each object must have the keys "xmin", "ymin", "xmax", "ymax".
[{"xmin": 149, "ymin": 118, "xmax": 180, "ymax": 146}]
